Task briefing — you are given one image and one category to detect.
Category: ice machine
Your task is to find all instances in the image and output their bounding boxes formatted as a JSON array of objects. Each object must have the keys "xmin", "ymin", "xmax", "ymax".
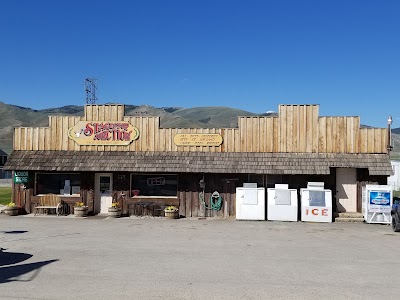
[
  {"xmin": 300, "ymin": 182, "xmax": 332, "ymax": 223},
  {"xmin": 267, "ymin": 184, "xmax": 298, "ymax": 221},
  {"xmin": 236, "ymin": 186, "xmax": 265, "ymax": 220}
]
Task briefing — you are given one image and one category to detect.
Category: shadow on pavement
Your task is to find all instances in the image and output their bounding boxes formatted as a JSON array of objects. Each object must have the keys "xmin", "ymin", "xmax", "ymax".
[
  {"xmin": 0, "ymin": 250, "xmax": 32, "ymax": 266},
  {"xmin": 2, "ymin": 230, "xmax": 29, "ymax": 234},
  {"xmin": 0, "ymin": 259, "xmax": 58, "ymax": 284}
]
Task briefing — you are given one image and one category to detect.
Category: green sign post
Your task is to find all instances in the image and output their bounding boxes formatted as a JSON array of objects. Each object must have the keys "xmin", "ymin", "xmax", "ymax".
[{"xmin": 14, "ymin": 171, "xmax": 29, "ymax": 184}]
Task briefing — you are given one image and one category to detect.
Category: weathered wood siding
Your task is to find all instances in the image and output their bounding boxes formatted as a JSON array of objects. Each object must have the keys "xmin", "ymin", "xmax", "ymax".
[{"xmin": 13, "ymin": 104, "xmax": 388, "ymax": 154}]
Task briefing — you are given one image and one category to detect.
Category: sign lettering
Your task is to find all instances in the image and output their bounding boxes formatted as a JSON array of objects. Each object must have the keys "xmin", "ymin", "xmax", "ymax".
[
  {"xmin": 68, "ymin": 121, "xmax": 139, "ymax": 145},
  {"xmin": 14, "ymin": 171, "xmax": 29, "ymax": 184},
  {"xmin": 369, "ymin": 191, "xmax": 391, "ymax": 213},
  {"xmin": 305, "ymin": 208, "xmax": 329, "ymax": 216},
  {"xmin": 173, "ymin": 134, "xmax": 223, "ymax": 146}
]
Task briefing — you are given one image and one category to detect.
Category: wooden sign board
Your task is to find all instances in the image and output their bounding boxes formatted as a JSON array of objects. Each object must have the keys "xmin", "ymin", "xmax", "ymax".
[
  {"xmin": 68, "ymin": 121, "xmax": 140, "ymax": 146},
  {"xmin": 173, "ymin": 133, "xmax": 223, "ymax": 146}
]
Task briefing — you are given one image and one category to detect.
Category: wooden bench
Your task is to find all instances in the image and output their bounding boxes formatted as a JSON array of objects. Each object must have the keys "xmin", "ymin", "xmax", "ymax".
[{"xmin": 34, "ymin": 194, "xmax": 63, "ymax": 216}]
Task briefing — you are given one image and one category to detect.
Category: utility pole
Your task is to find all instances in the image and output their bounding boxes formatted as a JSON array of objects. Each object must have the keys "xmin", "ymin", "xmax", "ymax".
[{"xmin": 85, "ymin": 78, "xmax": 98, "ymax": 104}]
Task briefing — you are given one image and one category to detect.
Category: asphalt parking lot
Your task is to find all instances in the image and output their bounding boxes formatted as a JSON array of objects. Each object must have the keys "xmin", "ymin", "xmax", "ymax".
[{"xmin": 0, "ymin": 215, "xmax": 399, "ymax": 300}]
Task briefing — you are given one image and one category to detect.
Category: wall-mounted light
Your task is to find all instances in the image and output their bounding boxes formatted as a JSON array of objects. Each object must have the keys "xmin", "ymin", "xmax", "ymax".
[{"xmin": 387, "ymin": 115, "xmax": 393, "ymax": 154}]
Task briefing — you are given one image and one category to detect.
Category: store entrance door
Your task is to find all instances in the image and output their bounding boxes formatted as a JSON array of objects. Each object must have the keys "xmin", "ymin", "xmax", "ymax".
[
  {"xmin": 336, "ymin": 168, "xmax": 357, "ymax": 212},
  {"xmin": 95, "ymin": 173, "xmax": 113, "ymax": 214}
]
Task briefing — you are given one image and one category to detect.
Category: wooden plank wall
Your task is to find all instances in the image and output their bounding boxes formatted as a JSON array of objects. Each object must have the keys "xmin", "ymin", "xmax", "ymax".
[{"xmin": 13, "ymin": 104, "xmax": 388, "ymax": 154}]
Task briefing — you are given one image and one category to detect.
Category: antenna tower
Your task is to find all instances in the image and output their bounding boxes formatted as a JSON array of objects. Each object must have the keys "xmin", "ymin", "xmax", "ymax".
[{"xmin": 85, "ymin": 78, "xmax": 98, "ymax": 104}]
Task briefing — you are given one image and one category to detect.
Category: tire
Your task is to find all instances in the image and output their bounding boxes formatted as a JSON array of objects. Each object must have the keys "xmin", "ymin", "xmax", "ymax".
[
  {"xmin": 56, "ymin": 203, "xmax": 64, "ymax": 216},
  {"xmin": 392, "ymin": 215, "xmax": 400, "ymax": 232}
]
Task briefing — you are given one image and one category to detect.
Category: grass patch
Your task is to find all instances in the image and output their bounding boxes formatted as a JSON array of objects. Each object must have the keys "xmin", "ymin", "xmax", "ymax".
[{"xmin": 0, "ymin": 187, "xmax": 12, "ymax": 205}]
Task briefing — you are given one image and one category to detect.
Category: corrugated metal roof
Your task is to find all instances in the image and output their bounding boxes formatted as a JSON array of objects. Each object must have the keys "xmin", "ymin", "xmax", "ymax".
[{"xmin": 4, "ymin": 150, "xmax": 393, "ymax": 175}]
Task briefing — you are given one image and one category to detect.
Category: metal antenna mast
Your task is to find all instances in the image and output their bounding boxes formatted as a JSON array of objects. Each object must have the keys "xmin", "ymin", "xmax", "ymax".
[{"xmin": 85, "ymin": 78, "xmax": 98, "ymax": 104}]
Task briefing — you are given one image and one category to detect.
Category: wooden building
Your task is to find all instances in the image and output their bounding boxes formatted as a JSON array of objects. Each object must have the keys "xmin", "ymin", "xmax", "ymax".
[
  {"xmin": 4, "ymin": 104, "xmax": 393, "ymax": 218},
  {"xmin": 0, "ymin": 148, "xmax": 10, "ymax": 179}
]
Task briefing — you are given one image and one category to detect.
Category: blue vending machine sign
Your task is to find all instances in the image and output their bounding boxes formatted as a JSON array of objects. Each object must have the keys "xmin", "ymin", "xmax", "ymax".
[{"xmin": 369, "ymin": 191, "xmax": 391, "ymax": 213}]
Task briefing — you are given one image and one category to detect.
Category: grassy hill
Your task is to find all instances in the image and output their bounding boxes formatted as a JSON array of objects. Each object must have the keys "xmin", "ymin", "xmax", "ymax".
[
  {"xmin": 0, "ymin": 102, "xmax": 50, "ymax": 154},
  {"xmin": 171, "ymin": 106, "xmax": 256, "ymax": 128}
]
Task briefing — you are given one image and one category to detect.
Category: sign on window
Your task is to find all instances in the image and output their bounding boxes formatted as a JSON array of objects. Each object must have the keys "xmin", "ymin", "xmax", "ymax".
[{"xmin": 147, "ymin": 177, "xmax": 166, "ymax": 186}]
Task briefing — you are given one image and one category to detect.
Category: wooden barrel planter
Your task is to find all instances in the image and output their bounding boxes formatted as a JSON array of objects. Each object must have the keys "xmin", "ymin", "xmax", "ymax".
[
  {"xmin": 164, "ymin": 210, "xmax": 179, "ymax": 219},
  {"xmin": 4, "ymin": 207, "xmax": 18, "ymax": 216},
  {"xmin": 108, "ymin": 207, "xmax": 122, "ymax": 218},
  {"xmin": 74, "ymin": 206, "xmax": 88, "ymax": 217}
]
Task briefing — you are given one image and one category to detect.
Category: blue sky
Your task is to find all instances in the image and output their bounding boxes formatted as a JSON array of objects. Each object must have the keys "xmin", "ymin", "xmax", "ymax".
[{"xmin": 0, "ymin": 0, "xmax": 399, "ymax": 128}]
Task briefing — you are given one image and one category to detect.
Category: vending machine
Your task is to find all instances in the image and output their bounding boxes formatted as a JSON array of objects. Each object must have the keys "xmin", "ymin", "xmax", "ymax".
[
  {"xmin": 363, "ymin": 185, "xmax": 392, "ymax": 224},
  {"xmin": 236, "ymin": 186, "xmax": 265, "ymax": 220},
  {"xmin": 267, "ymin": 184, "xmax": 298, "ymax": 221},
  {"xmin": 300, "ymin": 182, "xmax": 332, "ymax": 223}
]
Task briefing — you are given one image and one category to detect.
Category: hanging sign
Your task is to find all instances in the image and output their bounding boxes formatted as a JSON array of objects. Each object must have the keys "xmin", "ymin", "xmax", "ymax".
[
  {"xmin": 68, "ymin": 121, "xmax": 140, "ymax": 145},
  {"xmin": 173, "ymin": 133, "xmax": 223, "ymax": 146},
  {"xmin": 14, "ymin": 171, "xmax": 29, "ymax": 184}
]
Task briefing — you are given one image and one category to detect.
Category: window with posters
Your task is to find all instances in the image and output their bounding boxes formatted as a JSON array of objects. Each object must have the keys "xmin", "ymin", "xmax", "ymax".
[
  {"xmin": 130, "ymin": 174, "xmax": 178, "ymax": 197},
  {"xmin": 36, "ymin": 173, "xmax": 81, "ymax": 195}
]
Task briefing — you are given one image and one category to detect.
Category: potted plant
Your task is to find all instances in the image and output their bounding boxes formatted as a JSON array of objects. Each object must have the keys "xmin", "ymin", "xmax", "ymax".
[
  {"xmin": 3, "ymin": 202, "xmax": 18, "ymax": 216},
  {"xmin": 108, "ymin": 202, "xmax": 122, "ymax": 218},
  {"xmin": 132, "ymin": 189, "xmax": 140, "ymax": 197},
  {"xmin": 164, "ymin": 205, "xmax": 179, "ymax": 219},
  {"xmin": 74, "ymin": 202, "xmax": 88, "ymax": 217}
]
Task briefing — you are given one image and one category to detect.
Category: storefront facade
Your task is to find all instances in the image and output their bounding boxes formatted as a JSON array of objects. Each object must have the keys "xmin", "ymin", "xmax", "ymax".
[{"xmin": 4, "ymin": 104, "xmax": 393, "ymax": 218}]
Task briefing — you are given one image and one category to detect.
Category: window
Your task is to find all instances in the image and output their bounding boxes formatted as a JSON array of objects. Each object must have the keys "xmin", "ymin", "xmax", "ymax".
[
  {"xmin": 36, "ymin": 173, "xmax": 81, "ymax": 195},
  {"xmin": 309, "ymin": 190, "xmax": 326, "ymax": 207},
  {"xmin": 130, "ymin": 174, "xmax": 178, "ymax": 196}
]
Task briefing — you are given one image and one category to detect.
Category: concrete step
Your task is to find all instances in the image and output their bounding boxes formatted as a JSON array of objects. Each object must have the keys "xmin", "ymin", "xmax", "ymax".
[
  {"xmin": 335, "ymin": 217, "xmax": 365, "ymax": 223},
  {"xmin": 335, "ymin": 212, "xmax": 363, "ymax": 218}
]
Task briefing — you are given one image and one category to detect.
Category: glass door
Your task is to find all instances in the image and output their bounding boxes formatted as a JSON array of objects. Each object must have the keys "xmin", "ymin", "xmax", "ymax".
[{"xmin": 95, "ymin": 173, "xmax": 113, "ymax": 214}]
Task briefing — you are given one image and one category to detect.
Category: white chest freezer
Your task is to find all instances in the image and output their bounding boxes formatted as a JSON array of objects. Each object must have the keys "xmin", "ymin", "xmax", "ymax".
[
  {"xmin": 363, "ymin": 185, "xmax": 392, "ymax": 224},
  {"xmin": 301, "ymin": 182, "xmax": 332, "ymax": 223},
  {"xmin": 236, "ymin": 187, "xmax": 265, "ymax": 220},
  {"xmin": 267, "ymin": 184, "xmax": 298, "ymax": 221}
]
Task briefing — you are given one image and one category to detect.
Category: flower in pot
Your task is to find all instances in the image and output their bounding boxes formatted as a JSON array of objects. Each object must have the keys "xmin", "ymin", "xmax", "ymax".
[
  {"xmin": 74, "ymin": 201, "xmax": 88, "ymax": 217},
  {"xmin": 108, "ymin": 202, "xmax": 122, "ymax": 218},
  {"xmin": 4, "ymin": 202, "xmax": 18, "ymax": 216},
  {"xmin": 164, "ymin": 205, "xmax": 179, "ymax": 219}
]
